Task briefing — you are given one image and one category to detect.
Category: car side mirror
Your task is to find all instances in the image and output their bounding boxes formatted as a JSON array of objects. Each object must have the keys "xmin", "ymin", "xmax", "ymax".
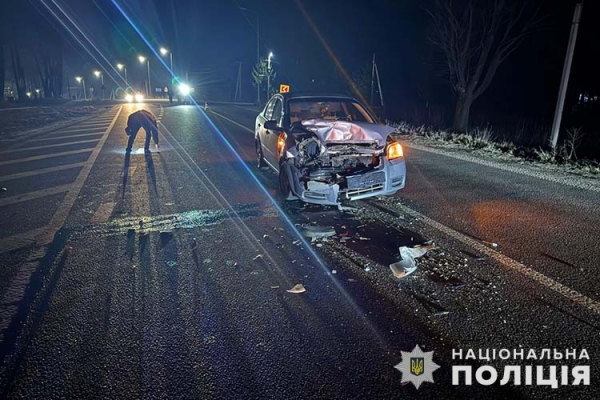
[{"xmin": 264, "ymin": 120, "xmax": 283, "ymax": 131}]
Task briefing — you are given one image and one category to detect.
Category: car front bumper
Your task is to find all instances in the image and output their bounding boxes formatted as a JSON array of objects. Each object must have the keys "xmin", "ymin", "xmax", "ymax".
[{"xmin": 296, "ymin": 157, "xmax": 406, "ymax": 206}]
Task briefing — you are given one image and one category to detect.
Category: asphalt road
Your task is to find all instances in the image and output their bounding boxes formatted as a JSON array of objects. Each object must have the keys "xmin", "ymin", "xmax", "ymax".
[{"xmin": 0, "ymin": 102, "xmax": 598, "ymax": 399}]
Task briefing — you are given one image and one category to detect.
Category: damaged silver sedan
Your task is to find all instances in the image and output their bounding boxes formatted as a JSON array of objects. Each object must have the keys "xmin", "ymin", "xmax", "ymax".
[{"xmin": 255, "ymin": 93, "xmax": 406, "ymax": 206}]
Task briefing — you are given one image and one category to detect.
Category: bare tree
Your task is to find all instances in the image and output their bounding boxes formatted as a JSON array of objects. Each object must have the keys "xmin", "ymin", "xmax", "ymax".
[{"xmin": 428, "ymin": 0, "xmax": 542, "ymax": 131}]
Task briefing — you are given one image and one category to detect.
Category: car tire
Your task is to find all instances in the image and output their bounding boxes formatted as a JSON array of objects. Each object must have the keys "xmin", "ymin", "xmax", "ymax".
[
  {"xmin": 255, "ymin": 139, "xmax": 267, "ymax": 169},
  {"xmin": 279, "ymin": 161, "xmax": 296, "ymax": 201}
]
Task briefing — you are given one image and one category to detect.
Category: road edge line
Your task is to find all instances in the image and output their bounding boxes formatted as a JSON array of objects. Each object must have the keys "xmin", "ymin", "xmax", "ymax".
[
  {"xmin": 392, "ymin": 201, "xmax": 600, "ymax": 314},
  {"xmin": 402, "ymin": 142, "xmax": 600, "ymax": 193}
]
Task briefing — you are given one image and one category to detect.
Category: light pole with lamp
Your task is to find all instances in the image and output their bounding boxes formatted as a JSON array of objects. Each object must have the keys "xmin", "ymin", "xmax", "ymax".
[
  {"xmin": 138, "ymin": 55, "xmax": 151, "ymax": 97},
  {"xmin": 94, "ymin": 70, "xmax": 104, "ymax": 99},
  {"xmin": 160, "ymin": 47, "xmax": 174, "ymax": 74},
  {"xmin": 267, "ymin": 52, "xmax": 273, "ymax": 100},
  {"xmin": 117, "ymin": 63, "xmax": 128, "ymax": 91},
  {"xmin": 75, "ymin": 76, "xmax": 86, "ymax": 100}
]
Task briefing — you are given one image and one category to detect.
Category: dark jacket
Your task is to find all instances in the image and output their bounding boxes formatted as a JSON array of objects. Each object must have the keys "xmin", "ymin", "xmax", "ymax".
[{"xmin": 126, "ymin": 110, "xmax": 157, "ymax": 135}]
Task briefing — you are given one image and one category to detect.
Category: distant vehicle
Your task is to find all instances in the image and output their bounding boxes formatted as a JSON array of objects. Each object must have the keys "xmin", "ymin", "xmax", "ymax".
[
  {"xmin": 125, "ymin": 92, "xmax": 145, "ymax": 103},
  {"xmin": 255, "ymin": 93, "xmax": 406, "ymax": 205}
]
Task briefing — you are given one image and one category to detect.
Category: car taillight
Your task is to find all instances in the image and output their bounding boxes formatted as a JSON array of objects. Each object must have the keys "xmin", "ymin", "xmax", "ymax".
[
  {"xmin": 387, "ymin": 142, "xmax": 403, "ymax": 160},
  {"xmin": 277, "ymin": 133, "xmax": 285, "ymax": 160}
]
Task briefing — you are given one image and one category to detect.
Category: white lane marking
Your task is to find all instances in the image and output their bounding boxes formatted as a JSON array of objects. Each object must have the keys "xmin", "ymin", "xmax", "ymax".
[
  {"xmin": 90, "ymin": 201, "xmax": 117, "ymax": 224},
  {"xmin": 56, "ymin": 126, "xmax": 108, "ymax": 134},
  {"xmin": 403, "ymin": 142, "xmax": 600, "ymax": 193},
  {"xmin": 392, "ymin": 202, "xmax": 600, "ymax": 314},
  {"xmin": 0, "ymin": 163, "xmax": 84, "ymax": 181},
  {"xmin": 0, "ymin": 246, "xmax": 46, "ymax": 341},
  {"xmin": 0, "ymin": 139, "xmax": 99, "ymax": 154},
  {"xmin": 210, "ymin": 110, "xmax": 254, "ymax": 134},
  {"xmin": 35, "ymin": 107, "xmax": 122, "ymax": 245},
  {"xmin": 0, "ymin": 184, "xmax": 70, "ymax": 207},
  {"xmin": 36, "ymin": 132, "xmax": 105, "ymax": 142},
  {"xmin": 0, "ymin": 149, "xmax": 92, "ymax": 166},
  {"xmin": 0, "ymin": 228, "xmax": 45, "ymax": 254}
]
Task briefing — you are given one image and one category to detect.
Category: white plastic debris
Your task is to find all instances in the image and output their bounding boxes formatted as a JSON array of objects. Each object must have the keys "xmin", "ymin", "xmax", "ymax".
[
  {"xmin": 286, "ymin": 284, "xmax": 306, "ymax": 294},
  {"xmin": 301, "ymin": 225, "xmax": 336, "ymax": 239},
  {"xmin": 389, "ymin": 244, "xmax": 435, "ymax": 279}
]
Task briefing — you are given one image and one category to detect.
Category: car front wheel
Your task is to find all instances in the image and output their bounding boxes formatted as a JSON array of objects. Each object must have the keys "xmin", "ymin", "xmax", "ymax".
[
  {"xmin": 279, "ymin": 161, "xmax": 296, "ymax": 200},
  {"xmin": 255, "ymin": 139, "xmax": 266, "ymax": 168}
]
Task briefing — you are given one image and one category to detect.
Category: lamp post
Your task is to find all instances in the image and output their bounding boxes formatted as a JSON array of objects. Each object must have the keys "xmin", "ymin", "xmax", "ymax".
[
  {"xmin": 117, "ymin": 63, "xmax": 128, "ymax": 90},
  {"xmin": 240, "ymin": 7, "xmax": 260, "ymax": 105},
  {"xmin": 75, "ymin": 76, "xmax": 86, "ymax": 100},
  {"xmin": 160, "ymin": 47, "xmax": 174, "ymax": 74},
  {"xmin": 94, "ymin": 70, "xmax": 104, "ymax": 99},
  {"xmin": 267, "ymin": 52, "xmax": 273, "ymax": 100},
  {"xmin": 138, "ymin": 55, "xmax": 150, "ymax": 97}
]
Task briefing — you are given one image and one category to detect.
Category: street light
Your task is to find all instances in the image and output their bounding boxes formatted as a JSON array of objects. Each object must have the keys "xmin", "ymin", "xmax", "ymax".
[
  {"xmin": 117, "ymin": 63, "xmax": 128, "ymax": 90},
  {"xmin": 267, "ymin": 52, "xmax": 274, "ymax": 99},
  {"xmin": 159, "ymin": 47, "xmax": 174, "ymax": 74},
  {"xmin": 138, "ymin": 55, "xmax": 151, "ymax": 97},
  {"xmin": 240, "ymin": 7, "xmax": 260, "ymax": 105},
  {"xmin": 75, "ymin": 76, "xmax": 86, "ymax": 100},
  {"xmin": 93, "ymin": 70, "xmax": 105, "ymax": 99}
]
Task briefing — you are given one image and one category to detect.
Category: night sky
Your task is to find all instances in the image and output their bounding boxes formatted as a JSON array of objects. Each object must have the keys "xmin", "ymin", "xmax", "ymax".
[{"xmin": 32, "ymin": 0, "xmax": 600, "ymax": 122}]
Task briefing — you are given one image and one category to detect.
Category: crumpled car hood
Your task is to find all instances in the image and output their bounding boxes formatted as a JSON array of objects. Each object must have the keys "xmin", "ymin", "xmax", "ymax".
[{"xmin": 300, "ymin": 119, "xmax": 395, "ymax": 147}]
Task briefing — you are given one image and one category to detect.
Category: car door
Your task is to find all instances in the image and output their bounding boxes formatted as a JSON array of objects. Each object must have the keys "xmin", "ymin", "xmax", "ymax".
[
  {"xmin": 258, "ymin": 98, "xmax": 276, "ymax": 164},
  {"xmin": 263, "ymin": 97, "xmax": 283, "ymax": 167}
]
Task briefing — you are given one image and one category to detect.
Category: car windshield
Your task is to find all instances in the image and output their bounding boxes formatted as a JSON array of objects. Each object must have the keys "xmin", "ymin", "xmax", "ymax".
[{"xmin": 288, "ymin": 99, "xmax": 374, "ymax": 124}]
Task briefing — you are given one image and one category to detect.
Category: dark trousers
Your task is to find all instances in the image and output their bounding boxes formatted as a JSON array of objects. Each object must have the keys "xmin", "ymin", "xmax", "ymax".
[{"xmin": 127, "ymin": 126, "xmax": 158, "ymax": 151}]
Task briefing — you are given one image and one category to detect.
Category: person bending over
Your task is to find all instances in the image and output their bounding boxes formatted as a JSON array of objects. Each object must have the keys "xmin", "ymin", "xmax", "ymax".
[{"xmin": 125, "ymin": 109, "xmax": 159, "ymax": 153}]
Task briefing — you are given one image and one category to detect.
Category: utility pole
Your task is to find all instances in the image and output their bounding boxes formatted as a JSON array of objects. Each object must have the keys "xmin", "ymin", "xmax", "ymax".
[
  {"xmin": 234, "ymin": 62, "xmax": 243, "ymax": 102},
  {"xmin": 375, "ymin": 59, "xmax": 384, "ymax": 115},
  {"xmin": 370, "ymin": 53, "xmax": 376, "ymax": 106},
  {"xmin": 550, "ymin": 2, "xmax": 583, "ymax": 149},
  {"xmin": 147, "ymin": 60, "xmax": 151, "ymax": 98}
]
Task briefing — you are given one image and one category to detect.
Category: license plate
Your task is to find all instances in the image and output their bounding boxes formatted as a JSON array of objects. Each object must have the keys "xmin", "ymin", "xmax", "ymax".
[{"xmin": 346, "ymin": 171, "xmax": 385, "ymax": 189}]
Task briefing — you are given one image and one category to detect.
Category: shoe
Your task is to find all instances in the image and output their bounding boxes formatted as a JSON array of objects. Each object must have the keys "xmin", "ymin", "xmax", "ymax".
[{"xmin": 155, "ymin": 144, "xmax": 160, "ymax": 152}]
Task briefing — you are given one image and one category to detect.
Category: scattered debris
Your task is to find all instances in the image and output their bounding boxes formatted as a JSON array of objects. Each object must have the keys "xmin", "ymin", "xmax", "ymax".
[
  {"xmin": 331, "ymin": 270, "xmax": 337, "ymax": 274},
  {"xmin": 338, "ymin": 204, "xmax": 358, "ymax": 212},
  {"xmin": 1, "ymin": 187, "xmax": 7, "ymax": 192},
  {"xmin": 270, "ymin": 285, "xmax": 280, "ymax": 289},
  {"xmin": 166, "ymin": 260, "xmax": 178, "ymax": 267},
  {"xmin": 301, "ymin": 225, "xmax": 335, "ymax": 239},
  {"xmin": 253, "ymin": 254, "xmax": 263, "ymax": 261},
  {"xmin": 364, "ymin": 263, "xmax": 372, "ymax": 272},
  {"xmin": 347, "ymin": 278, "xmax": 357, "ymax": 282},
  {"xmin": 203, "ymin": 258, "xmax": 212, "ymax": 264},
  {"xmin": 286, "ymin": 284, "xmax": 306, "ymax": 294},
  {"xmin": 483, "ymin": 240, "xmax": 499, "ymax": 248},
  {"xmin": 389, "ymin": 244, "xmax": 435, "ymax": 279},
  {"xmin": 263, "ymin": 234, "xmax": 269, "ymax": 239},
  {"xmin": 225, "ymin": 260, "xmax": 238, "ymax": 267}
]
